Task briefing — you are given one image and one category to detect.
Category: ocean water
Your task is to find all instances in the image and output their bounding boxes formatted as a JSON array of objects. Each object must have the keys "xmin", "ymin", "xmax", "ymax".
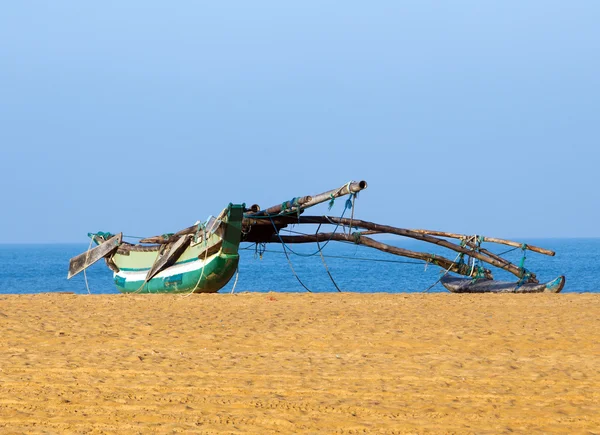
[{"xmin": 0, "ymin": 239, "xmax": 598, "ymax": 294}]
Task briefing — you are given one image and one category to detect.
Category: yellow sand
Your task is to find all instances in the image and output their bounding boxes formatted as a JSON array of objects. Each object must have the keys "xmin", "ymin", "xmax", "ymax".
[{"xmin": 0, "ymin": 293, "xmax": 598, "ymax": 434}]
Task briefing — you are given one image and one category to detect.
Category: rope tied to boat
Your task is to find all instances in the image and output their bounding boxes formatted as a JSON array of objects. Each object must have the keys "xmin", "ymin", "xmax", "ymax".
[
  {"xmin": 457, "ymin": 238, "xmax": 468, "ymax": 265},
  {"xmin": 254, "ymin": 242, "xmax": 267, "ymax": 260},
  {"xmin": 264, "ymin": 200, "xmax": 356, "ymax": 292},
  {"xmin": 516, "ymin": 270, "xmax": 533, "ymax": 289},
  {"xmin": 281, "ymin": 197, "xmax": 299, "ymax": 213},
  {"xmin": 229, "ymin": 267, "xmax": 240, "ymax": 294},
  {"xmin": 471, "ymin": 266, "xmax": 487, "ymax": 283},
  {"xmin": 88, "ymin": 231, "xmax": 115, "ymax": 241},
  {"xmin": 272, "ymin": 209, "xmax": 350, "ymax": 258},
  {"xmin": 515, "ymin": 243, "xmax": 531, "ymax": 288},
  {"xmin": 465, "ymin": 234, "xmax": 485, "ymax": 277},
  {"xmin": 267, "ymin": 215, "xmax": 312, "ymax": 293},
  {"xmin": 316, "ymin": 223, "xmax": 342, "ymax": 292},
  {"xmin": 82, "ymin": 236, "xmax": 94, "ymax": 295},
  {"xmin": 181, "ymin": 235, "xmax": 212, "ymax": 298},
  {"xmin": 193, "ymin": 222, "xmax": 204, "ymax": 244},
  {"xmin": 345, "ymin": 192, "xmax": 358, "ymax": 210},
  {"xmin": 328, "ymin": 194, "xmax": 336, "ymax": 210},
  {"xmin": 518, "ymin": 243, "xmax": 528, "ymax": 272},
  {"xmin": 424, "ymin": 254, "xmax": 437, "ymax": 271},
  {"xmin": 421, "ymin": 250, "xmax": 466, "ymax": 293},
  {"xmin": 328, "ymin": 181, "xmax": 354, "ymax": 211}
]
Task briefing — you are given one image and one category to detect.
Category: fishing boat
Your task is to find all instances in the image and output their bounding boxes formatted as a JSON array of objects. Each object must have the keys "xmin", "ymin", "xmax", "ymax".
[
  {"xmin": 68, "ymin": 180, "xmax": 565, "ymax": 294},
  {"xmin": 68, "ymin": 204, "xmax": 244, "ymax": 293}
]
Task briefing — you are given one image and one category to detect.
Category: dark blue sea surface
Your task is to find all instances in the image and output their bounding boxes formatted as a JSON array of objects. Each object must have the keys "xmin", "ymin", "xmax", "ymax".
[{"xmin": 0, "ymin": 239, "xmax": 598, "ymax": 294}]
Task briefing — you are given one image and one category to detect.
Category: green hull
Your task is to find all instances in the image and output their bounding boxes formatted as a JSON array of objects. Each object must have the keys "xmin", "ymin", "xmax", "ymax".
[
  {"xmin": 110, "ymin": 203, "xmax": 244, "ymax": 294},
  {"xmin": 114, "ymin": 253, "xmax": 239, "ymax": 294}
]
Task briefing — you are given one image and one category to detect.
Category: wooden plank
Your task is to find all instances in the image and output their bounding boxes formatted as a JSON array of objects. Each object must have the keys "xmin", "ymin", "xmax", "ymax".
[
  {"xmin": 144, "ymin": 235, "xmax": 192, "ymax": 282},
  {"xmin": 68, "ymin": 233, "xmax": 122, "ymax": 279}
]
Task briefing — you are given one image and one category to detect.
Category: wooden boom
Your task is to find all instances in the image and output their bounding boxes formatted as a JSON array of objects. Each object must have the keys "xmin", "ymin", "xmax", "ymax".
[{"xmin": 245, "ymin": 180, "xmax": 367, "ymax": 217}]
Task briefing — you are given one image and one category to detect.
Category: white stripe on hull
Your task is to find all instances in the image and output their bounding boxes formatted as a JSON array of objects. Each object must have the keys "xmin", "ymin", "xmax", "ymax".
[{"xmin": 115, "ymin": 253, "xmax": 218, "ymax": 282}]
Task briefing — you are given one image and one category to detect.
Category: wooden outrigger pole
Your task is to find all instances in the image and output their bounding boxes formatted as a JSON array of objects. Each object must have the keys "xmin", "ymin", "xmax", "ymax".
[
  {"xmin": 241, "ymin": 179, "xmax": 561, "ymax": 287},
  {"xmin": 406, "ymin": 229, "xmax": 555, "ymax": 257},
  {"xmin": 266, "ymin": 232, "xmax": 492, "ymax": 279},
  {"xmin": 249, "ymin": 215, "xmax": 536, "ymax": 282}
]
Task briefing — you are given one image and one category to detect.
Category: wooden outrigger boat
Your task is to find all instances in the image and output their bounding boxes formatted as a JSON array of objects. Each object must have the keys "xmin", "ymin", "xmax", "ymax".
[{"xmin": 68, "ymin": 180, "xmax": 565, "ymax": 294}]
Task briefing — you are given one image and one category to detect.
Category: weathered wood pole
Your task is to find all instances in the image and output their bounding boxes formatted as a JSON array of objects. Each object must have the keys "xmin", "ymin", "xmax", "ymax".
[
  {"xmin": 408, "ymin": 230, "xmax": 554, "ymax": 256},
  {"xmin": 248, "ymin": 195, "xmax": 313, "ymax": 217},
  {"xmin": 269, "ymin": 232, "xmax": 493, "ymax": 279},
  {"xmin": 245, "ymin": 180, "xmax": 368, "ymax": 217},
  {"xmin": 297, "ymin": 180, "xmax": 367, "ymax": 210},
  {"xmin": 260, "ymin": 216, "xmax": 536, "ymax": 282}
]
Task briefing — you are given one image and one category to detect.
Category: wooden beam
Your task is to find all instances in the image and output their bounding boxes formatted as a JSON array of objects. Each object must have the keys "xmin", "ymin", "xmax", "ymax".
[
  {"xmin": 68, "ymin": 233, "xmax": 122, "ymax": 279},
  {"xmin": 407, "ymin": 230, "xmax": 555, "ymax": 256},
  {"xmin": 245, "ymin": 180, "xmax": 368, "ymax": 217},
  {"xmin": 140, "ymin": 219, "xmax": 225, "ymax": 245},
  {"xmin": 139, "ymin": 235, "xmax": 176, "ymax": 244},
  {"xmin": 248, "ymin": 195, "xmax": 313, "ymax": 217},
  {"xmin": 246, "ymin": 215, "xmax": 553, "ymax": 256},
  {"xmin": 296, "ymin": 180, "xmax": 367, "ymax": 211},
  {"xmin": 268, "ymin": 232, "xmax": 493, "ymax": 279},
  {"xmin": 255, "ymin": 216, "xmax": 536, "ymax": 282}
]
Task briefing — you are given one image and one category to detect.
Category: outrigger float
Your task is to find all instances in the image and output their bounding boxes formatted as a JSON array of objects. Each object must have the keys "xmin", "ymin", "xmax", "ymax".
[{"xmin": 68, "ymin": 180, "xmax": 565, "ymax": 294}]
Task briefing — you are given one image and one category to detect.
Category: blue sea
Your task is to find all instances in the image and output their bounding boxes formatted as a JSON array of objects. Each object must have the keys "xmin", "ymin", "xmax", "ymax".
[{"xmin": 0, "ymin": 239, "xmax": 598, "ymax": 294}]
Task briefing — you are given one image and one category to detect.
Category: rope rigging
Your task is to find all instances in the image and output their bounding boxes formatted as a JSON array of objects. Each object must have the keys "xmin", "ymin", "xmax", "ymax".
[{"xmin": 262, "ymin": 186, "xmax": 360, "ymax": 292}]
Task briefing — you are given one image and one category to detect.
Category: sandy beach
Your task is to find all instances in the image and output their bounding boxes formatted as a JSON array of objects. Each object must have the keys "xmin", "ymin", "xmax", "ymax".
[{"xmin": 0, "ymin": 293, "xmax": 598, "ymax": 434}]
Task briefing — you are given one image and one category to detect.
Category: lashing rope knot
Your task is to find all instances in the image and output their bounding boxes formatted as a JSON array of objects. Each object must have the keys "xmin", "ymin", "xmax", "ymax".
[
  {"xmin": 516, "ymin": 269, "xmax": 532, "ymax": 288},
  {"xmin": 281, "ymin": 197, "xmax": 299, "ymax": 213},
  {"xmin": 328, "ymin": 194, "xmax": 336, "ymax": 210},
  {"xmin": 471, "ymin": 266, "xmax": 486, "ymax": 283}
]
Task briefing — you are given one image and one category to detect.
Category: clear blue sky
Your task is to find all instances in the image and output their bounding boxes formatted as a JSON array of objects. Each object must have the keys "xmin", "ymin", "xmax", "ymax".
[{"xmin": 1, "ymin": 1, "xmax": 598, "ymax": 243}]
